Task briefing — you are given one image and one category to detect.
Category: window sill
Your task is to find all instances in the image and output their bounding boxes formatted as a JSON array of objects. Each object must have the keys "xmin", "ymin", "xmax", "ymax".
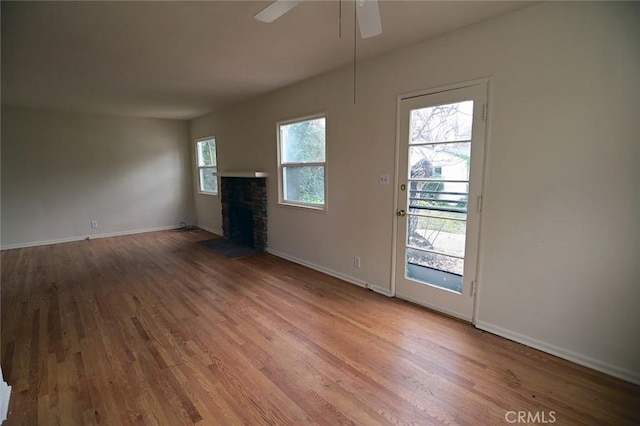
[
  {"xmin": 197, "ymin": 191, "xmax": 219, "ymax": 197},
  {"xmin": 277, "ymin": 201, "xmax": 326, "ymax": 213}
]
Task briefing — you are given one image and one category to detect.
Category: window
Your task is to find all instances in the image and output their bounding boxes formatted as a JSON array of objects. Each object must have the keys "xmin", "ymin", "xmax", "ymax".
[
  {"xmin": 278, "ymin": 115, "xmax": 326, "ymax": 208},
  {"xmin": 196, "ymin": 137, "xmax": 218, "ymax": 195}
]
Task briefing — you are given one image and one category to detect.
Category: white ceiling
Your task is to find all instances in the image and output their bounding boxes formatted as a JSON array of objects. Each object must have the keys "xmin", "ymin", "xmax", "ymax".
[{"xmin": 1, "ymin": 1, "xmax": 536, "ymax": 120}]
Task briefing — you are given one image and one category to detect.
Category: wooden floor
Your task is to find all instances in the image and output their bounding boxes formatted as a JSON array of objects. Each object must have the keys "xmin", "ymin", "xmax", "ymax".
[{"xmin": 1, "ymin": 230, "xmax": 639, "ymax": 425}]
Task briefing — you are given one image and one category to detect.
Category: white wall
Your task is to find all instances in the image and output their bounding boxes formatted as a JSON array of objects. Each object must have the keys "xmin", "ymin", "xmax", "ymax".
[
  {"xmin": 1, "ymin": 106, "xmax": 194, "ymax": 248},
  {"xmin": 190, "ymin": 1, "xmax": 640, "ymax": 383}
]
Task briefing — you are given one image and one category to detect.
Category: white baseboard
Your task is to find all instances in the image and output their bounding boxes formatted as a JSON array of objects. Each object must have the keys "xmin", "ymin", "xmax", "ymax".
[
  {"xmin": 475, "ymin": 321, "xmax": 640, "ymax": 386},
  {"xmin": 196, "ymin": 225, "xmax": 223, "ymax": 236},
  {"xmin": 266, "ymin": 248, "xmax": 393, "ymax": 297},
  {"xmin": 1, "ymin": 225, "xmax": 180, "ymax": 250}
]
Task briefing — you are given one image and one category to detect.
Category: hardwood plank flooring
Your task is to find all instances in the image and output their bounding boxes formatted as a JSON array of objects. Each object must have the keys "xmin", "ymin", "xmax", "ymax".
[{"xmin": 1, "ymin": 230, "xmax": 639, "ymax": 425}]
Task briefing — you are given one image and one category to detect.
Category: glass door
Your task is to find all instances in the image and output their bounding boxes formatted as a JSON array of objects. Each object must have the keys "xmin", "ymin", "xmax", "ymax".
[{"xmin": 395, "ymin": 83, "xmax": 487, "ymax": 321}]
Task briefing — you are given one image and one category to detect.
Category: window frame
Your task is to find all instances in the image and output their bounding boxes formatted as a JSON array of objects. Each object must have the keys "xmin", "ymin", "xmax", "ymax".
[
  {"xmin": 195, "ymin": 136, "xmax": 218, "ymax": 196},
  {"xmin": 276, "ymin": 113, "xmax": 327, "ymax": 210}
]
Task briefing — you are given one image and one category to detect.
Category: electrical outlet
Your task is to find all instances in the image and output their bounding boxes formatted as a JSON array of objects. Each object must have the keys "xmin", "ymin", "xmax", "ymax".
[
  {"xmin": 91, "ymin": 220, "xmax": 98, "ymax": 229},
  {"xmin": 354, "ymin": 256, "xmax": 361, "ymax": 268},
  {"xmin": 379, "ymin": 174, "xmax": 390, "ymax": 185}
]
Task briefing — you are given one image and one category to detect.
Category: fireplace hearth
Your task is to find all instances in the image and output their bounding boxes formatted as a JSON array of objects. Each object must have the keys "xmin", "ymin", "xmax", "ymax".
[{"xmin": 220, "ymin": 175, "xmax": 267, "ymax": 251}]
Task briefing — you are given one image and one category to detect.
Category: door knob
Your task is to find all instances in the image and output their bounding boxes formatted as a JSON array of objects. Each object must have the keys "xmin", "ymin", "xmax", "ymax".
[{"xmin": 396, "ymin": 209, "xmax": 406, "ymax": 217}]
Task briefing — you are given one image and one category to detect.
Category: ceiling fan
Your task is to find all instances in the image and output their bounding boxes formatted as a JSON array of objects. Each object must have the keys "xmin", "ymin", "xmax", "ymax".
[{"xmin": 254, "ymin": 0, "xmax": 382, "ymax": 39}]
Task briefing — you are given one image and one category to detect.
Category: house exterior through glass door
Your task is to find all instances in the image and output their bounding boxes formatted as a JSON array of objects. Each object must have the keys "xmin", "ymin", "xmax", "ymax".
[{"xmin": 395, "ymin": 82, "xmax": 488, "ymax": 321}]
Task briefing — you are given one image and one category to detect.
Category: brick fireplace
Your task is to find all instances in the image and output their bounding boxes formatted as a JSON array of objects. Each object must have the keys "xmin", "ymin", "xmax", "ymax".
[{"xmin": 220, "ymin": 174, "xmax": 267, "ymax": 251}]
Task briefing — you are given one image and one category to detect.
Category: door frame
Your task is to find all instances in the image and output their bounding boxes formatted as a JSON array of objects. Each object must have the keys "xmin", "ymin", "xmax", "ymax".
[{"xmin": 390, "ymin": 77, "xmax": 492, "ymax": 324}]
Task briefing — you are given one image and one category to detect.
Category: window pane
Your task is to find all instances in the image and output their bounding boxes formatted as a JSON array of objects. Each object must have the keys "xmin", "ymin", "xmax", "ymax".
[
  {"xmin": 407, "ymin": 247, "xmax": 464, "ymax": 276},
  {"xmin": 407, "ymin": 215, "xmax": 466, "ymax": 258},
  {"xmin": 409, "ymin": 143, "xmax": 470, "ymax": 180},
  {"xmin": 283, "ymin": 165, "xmax": 324, "ymax": 205},
  {"xmin": 410, "ymin": 100, "xmax": 473, "ymax": 144},
  {"xmin": 406, "ymin": 260, "xmax": 463, "ymax": 293},
  {"xmin": 281, "ymin": 118, "xmax": 326, "ymax": 163},
  {"xmin": 197, "ymin": 139, "xmax": 216, "ymax": 167},
  {"xmin": 199, "ymin": 168, "xmax": 218, "ymax": 193}
]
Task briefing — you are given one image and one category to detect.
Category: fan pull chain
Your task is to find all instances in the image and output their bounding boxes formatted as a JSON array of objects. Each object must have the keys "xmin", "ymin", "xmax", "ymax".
[
  {"xmin": 339, "ymin": 0, "xmax": 342, "ymax": 38},
  {"xmin": 353, "ymin": 0, "xmax": 357, "ymax": 104}
]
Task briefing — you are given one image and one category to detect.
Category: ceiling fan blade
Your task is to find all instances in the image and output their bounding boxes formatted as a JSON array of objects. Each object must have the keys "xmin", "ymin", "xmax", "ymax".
[
  {"xmin": 254, "ymin": 0, "xmax": 302, "ymax": 23},
  {"xmin": 356, "ymin": 0, "xmax": 382, "ymax": 39}
]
